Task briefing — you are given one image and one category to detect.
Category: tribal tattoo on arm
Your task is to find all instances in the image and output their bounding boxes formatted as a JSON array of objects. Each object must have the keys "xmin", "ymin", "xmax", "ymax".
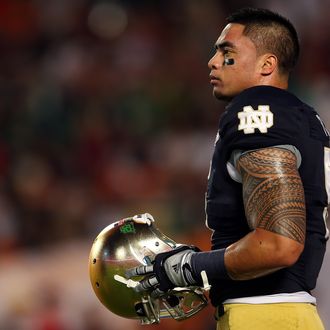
[{"xmin": 237, "ymin": 147, "xmax": 306, "ymax": 244}]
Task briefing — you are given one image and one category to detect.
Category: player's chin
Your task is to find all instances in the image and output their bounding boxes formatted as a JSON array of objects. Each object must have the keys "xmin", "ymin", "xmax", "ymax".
[{"xmin": 213, "ymin": 88, "xmax": 233, "ymax": 101}]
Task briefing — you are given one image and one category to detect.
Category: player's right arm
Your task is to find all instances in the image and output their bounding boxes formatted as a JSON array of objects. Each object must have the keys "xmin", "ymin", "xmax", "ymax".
[
  {"xmin": 224, "ymin": 146, "xmax": 305, "ymax": 280},
  {"xmin": 126, "ymin": 147, "xmax": 306, "ymax": 294}
]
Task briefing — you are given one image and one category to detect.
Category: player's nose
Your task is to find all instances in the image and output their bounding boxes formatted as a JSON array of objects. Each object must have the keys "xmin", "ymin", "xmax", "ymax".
[{"xmin": 208, "ymin": 53, "xmax": 221, "ymax": 70}]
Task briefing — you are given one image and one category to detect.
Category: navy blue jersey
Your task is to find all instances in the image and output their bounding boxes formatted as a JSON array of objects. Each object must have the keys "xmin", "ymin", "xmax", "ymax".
[{"xmin": 206, "ymin": 86, "xmax": 329, "ymax": 306}]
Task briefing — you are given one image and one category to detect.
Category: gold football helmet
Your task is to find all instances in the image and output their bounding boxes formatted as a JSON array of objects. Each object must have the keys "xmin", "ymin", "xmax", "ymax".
[{"xmin": 89, "ymin": 213, "xmax": 208, "ymax": 324}]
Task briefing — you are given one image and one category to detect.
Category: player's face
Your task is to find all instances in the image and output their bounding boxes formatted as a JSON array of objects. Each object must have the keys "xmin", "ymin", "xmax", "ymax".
[{"xmin": 208, "ymin": 23, "xmax": 260, "ymax": 101}]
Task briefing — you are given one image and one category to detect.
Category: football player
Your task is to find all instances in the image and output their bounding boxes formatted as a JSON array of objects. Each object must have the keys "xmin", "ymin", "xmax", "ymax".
[{"xmin": 127, "ymin": 7, "xmax": 328, "ymax": 329}]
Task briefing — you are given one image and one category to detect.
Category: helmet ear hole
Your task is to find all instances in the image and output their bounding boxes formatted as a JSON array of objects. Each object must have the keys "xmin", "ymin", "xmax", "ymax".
[{"xmin": 95, "ymin": 282, "xmax": 100, "ymax": 288}]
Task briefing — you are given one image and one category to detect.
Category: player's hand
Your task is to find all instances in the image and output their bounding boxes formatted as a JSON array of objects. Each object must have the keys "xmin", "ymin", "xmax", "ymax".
[{"xmin": 126, "ymin": 245, "xmax": 201, "ymax": 298}]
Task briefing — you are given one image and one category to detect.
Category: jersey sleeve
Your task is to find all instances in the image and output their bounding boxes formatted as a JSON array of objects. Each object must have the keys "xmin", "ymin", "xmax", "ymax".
[{"xmin": 227, "ymin": 145, "xmax": 302, "ymax": 183}]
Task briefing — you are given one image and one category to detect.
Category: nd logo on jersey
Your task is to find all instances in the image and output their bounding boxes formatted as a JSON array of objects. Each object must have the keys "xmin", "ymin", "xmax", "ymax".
[{"xmin": 238, "ymin": 105, "xmax": 274, "ymax": 134}]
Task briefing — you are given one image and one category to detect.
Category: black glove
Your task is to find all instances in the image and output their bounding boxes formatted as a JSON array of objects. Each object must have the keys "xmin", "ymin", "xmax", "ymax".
[{"xmin": 126, "ymin": 245, "xmax": 201, "ymax": 297}]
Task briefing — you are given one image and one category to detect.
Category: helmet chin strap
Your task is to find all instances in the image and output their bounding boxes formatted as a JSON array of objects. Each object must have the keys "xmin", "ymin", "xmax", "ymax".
[
  {"xmin": 201, "ymin": 270, "xmax": 211, "ymax": 291},
  {"xmin": 114, "ymin": 274, "xmax": 139, "ymax": 289}
]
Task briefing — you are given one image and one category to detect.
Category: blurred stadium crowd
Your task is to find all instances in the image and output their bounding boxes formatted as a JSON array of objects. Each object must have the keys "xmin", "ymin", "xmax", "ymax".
[{"xmin": 0, "ymin": 0, "xmax": 329, "ymax": 329}]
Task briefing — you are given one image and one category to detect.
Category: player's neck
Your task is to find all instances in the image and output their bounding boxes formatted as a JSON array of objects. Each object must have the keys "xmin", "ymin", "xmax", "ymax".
[{"xmin": 258, "ymin": 75, "xmax": 289, "ymax": 90}]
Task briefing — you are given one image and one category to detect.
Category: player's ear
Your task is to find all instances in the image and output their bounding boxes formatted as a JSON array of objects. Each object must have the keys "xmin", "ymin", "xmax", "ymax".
[{"xmin": 259, "ymin": 53, "xmax": 277, "ymax": 76}]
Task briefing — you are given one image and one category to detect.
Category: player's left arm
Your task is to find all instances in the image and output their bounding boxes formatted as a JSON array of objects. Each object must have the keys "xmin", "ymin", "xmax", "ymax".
[{"xmin": 225, "ymin": 146, "xmax": 306, "ymax": 280}]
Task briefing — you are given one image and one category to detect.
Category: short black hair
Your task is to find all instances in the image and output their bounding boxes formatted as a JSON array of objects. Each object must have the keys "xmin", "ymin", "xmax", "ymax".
[{"xmin": 226, "ymin": 7, "xmax": 300, "ymax": 75}]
